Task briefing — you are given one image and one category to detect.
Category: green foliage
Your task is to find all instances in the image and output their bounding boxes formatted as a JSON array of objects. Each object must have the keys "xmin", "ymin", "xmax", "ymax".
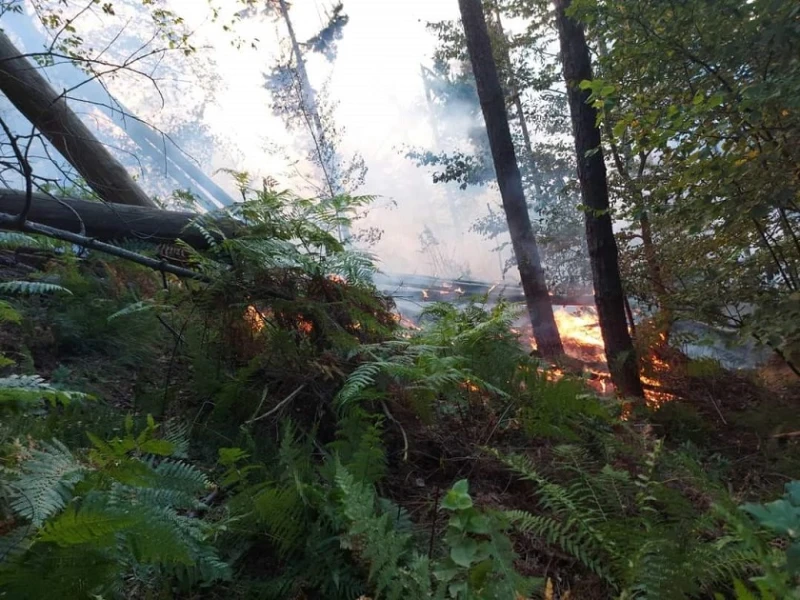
[
  {"xmin": 516, "ymin": 367, "xmax": 613, "ymax": 441},
  {"xmin": 494, "ymin": 441, "xmax": 761, "ymax": 598},
  {"xmin": 0, "ymin": 416, "xmax": 229, "ymax": 598},
  {"xmin": 0, "ymin": 375, "xmax": 93, "ymax": 410},
  {"xmin": 727, "ymin": 481, "xmax": 800, "ymax": 598},
  {"xmin": 436, "ymin": 479, "xmax": 540, "ymax": 599},
  {"xmin": 336, "ymin": 300, "xmax": 517, "ymax": 418}
]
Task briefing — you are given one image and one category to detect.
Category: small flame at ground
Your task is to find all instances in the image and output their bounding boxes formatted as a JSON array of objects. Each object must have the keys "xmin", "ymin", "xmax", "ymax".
[{"xmin": 244, "ymin": 305, "xmax": 266, "ymax": 332}]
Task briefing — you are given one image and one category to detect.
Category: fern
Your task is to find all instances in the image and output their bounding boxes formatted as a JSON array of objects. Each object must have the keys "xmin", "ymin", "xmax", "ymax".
[
  {"xmin": 0, "ymin": 231, "xmax": 38, "ymax": 249},
  {"xmin": 0, "ymin": 281, "xmax": 72, "ymax": 296},
  {"xmin": 9, "ymin": 440, "xmax": 85, "ymax": 527},
  {"xmin": 0, "ymin": 375, "xmax": 92, "ymax": 408},
  {"xmin": 38, "ymin": 504, "xmax": 136, "ymax": 546},
  {"xmin": 107, "ymin": 300, "xmax": 164, "ymax": 321},
  {"xmin": 1, "ymin": 422, "xmax": 230, "ymax": 596}
]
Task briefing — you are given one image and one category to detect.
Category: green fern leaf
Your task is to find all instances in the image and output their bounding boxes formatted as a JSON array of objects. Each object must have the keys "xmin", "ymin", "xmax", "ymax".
[
  {"xmin": 0, "ymin": 281, "xmax": 72, "ymax": 296},
  {"xmin": 10, "ymin": 440, "xmax": 85, "ymax": 526},
  {"xmin": 38, "ymin": 505, "xmax": 136, "ymax": 546}
]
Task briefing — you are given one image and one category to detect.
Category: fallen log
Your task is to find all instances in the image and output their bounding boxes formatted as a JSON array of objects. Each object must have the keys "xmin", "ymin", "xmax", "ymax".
[
  {"xmin": 0, "ymin": 31, "xmax": 155, "ymax": 208},
  {"xmin": 0, "ymin": 189, "xmax": 239, "ymax": 249}
]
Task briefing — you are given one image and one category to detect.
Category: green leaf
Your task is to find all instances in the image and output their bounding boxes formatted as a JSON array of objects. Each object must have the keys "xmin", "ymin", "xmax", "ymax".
[
  {"xmin": 39, "ymin": 505, "xmax": 136, "ymax": 546},
  {"xmin": 733, "ymin": 579, "xmax": 757, "ymax": 600},
  {"xmin": 787, "ymin": 542, "xmax": 800, "ymax": 573},
  {"xmin": 442, "ymin": 479, "xmax": 473, "ymax": 511},
  {"xmin": 468, "ymin": 559, "xmax": 493, "ymax": 589},
  {"xmin": 139, "ymin": 439, "xmax": 174, "ymax": 456},
  {"xmin": 742, "ymin": 499, "xmax": 800, "ymax": 535},
  {"xmin": 218, "ymin": 447, "xmax": 249, "ymax": 466},
  {"xmin": 786, "ymin": 481, "xmax": 800, "ymax": 507},
  {"xmin": 465, "ymin": 514, "xmax": 491, "ymax": 534},
  {"xmin": 450, "ymin": 537, "xmax": 478, "ymax": 567}
]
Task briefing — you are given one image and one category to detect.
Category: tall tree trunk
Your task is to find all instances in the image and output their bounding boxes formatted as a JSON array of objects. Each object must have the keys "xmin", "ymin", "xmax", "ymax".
[
  {"xmin": 488, "ymin": 3, "xmax": 539, "ymax": 192},
  {"xmin": 553, "ymin": 0, "xmax": 644, "ymax": 397},
  {"xmin": 0, "ymin": 31, "xmax": 155, "ymax": 208},
  {"xmin": 458, "ymin": 0, "xmax": 564, "ymax": 358}
]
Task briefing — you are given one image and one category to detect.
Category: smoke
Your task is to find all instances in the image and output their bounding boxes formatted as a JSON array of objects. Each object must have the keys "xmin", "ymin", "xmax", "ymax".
[{"xmin": 0, "ymin": 0, "xmax": 515, "ymax": 281}]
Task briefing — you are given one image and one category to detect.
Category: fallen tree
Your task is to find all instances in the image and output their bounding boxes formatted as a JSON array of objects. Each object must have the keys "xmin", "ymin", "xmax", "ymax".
[
  {"xmin": 0, "ymin": 31, "xmax": 156, "ymax": 208},
  {"xmin": 0, "ymin": 189, "xmax": 238, "ymax": 249}
]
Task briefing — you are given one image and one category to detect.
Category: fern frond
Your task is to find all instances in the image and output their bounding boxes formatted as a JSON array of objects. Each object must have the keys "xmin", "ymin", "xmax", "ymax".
[
  {"xmin": 0, "ymin": 231, "xmax": 38, "ymax": 249},
  {"xmin": 0, "ymin": 281, "xmax": 72, "ymax": 296},
  {"xmin": 336, "ymin": 362, "xmax": 383, "ymax": 408},
  {"xmin": 38, "ymin": 504, "xmax": 136, "ymax": 546},
  {"xmin": 10, "ymin": 440, "xmax": 85, "ymax": 526},
  {"xmin": 0, "ymin": 375, "xmax": 92, "ymax": 408},
  {"xmin": 107, "ymin": 300, "xmax": 163, "ymax": 322}
]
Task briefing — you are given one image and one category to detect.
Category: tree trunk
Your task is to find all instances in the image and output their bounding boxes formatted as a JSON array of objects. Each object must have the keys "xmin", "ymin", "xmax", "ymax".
[
  {"xmin": 458, "ymin": 0, "xmax": 564, "ymax": 358},
  {"xmin": 0, "ymin": 31, "xmax": 155, "ymax": 208},
  {"xmin": 488, "ymin": 3, "xmax": 540, "ymax": 194},
  {"xmin": 0, "ymin": 189, "xmax": 238, "ymax": 248},
  {"xmin": 277, "ymin": 0, "xmax": 347, "ymax": 241},
  {"xmin": 554, "ymin": 0, "xmax": 644, "ymax": 397}
]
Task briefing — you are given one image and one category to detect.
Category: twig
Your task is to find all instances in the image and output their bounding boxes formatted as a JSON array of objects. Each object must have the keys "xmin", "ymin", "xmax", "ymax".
[
  {"xmin": 381, "ymin": 400, "xmax": 408, "ymax": 462},
  {"xmin": 157, "ymin": 315, "xmax": 184, "ymax": 344},
  {"xmin": 247, "ymin": 384, "xmax": 306, "ymax": 424},
  {"xmin": 0, "ymin": 116, "xmax": 32, "ymax": 226},
  {"xmin": 246, "ymin": 384, "xmax": 270, "ymax": 424},
  {"xmin": 0, "ymin": 211, "xmax": 210, "ymax": 281},
  {"xmin": 706, "ymin": 393, "xmax": 727, "ymax": 426},
  {"xmin": 428, "ymin": 485, "xmax": 440, "ymax": 560},
  {"xmin": 772, "ymin": 431, "xmax": 800, "ymax": 439}
]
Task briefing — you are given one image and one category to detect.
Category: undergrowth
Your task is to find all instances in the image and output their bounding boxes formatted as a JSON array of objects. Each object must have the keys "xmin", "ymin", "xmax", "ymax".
[{"xmin": 0, "ymin": 182, "xmax": 797, "ymax": 598}]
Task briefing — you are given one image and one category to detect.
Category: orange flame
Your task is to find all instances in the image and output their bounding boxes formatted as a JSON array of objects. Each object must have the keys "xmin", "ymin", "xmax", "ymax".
[{"xmin": 244, "ymin": 305, "xmax": 266, "ymax": 332}]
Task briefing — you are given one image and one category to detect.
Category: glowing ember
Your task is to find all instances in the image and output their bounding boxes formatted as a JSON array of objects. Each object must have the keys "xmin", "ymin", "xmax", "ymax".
[
  {"xmin": 244, "ymin": 305, "xmax": 266, "ymax": 332},
  {"xmin": 296, "ymin": 317, "xmax": 313, "ymax": 334},
  {"xmin": 327, "ymin": 274, "xmax": 346, "ymax": 284},
  {"xmin": 460, "ymin": 380, "xmax": 481, "ymax": 393},
  {"xmin": 399, "ymin": 316, "xmax": 420, "ymax": 330}
]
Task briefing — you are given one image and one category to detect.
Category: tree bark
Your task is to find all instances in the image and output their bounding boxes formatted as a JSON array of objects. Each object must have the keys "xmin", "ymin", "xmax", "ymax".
[
  {"xmin": 554, "ymin": 0, "xmax": 644, "ymax": 397},
  {"xmin": 458, "ymin": 0, "xmax": 564, "ymax": 358},
  {"xmin": 0, "ymin": 31, "xmax": 156, "ymax": 208},
  {"xmin": 0, "ymin": 190, "xmax": 238, "ymax": 248}
]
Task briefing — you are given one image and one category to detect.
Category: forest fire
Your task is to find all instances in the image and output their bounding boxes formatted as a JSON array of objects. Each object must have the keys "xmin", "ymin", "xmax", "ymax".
[{"xmin": 525, "ymin": 309, "xmax": 676, "ymax": 406}]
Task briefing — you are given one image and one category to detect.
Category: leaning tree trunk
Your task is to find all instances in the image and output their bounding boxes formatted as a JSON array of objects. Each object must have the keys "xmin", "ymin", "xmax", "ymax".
[
  {"xmin": 458, "ymin": 0, "xmax": 564, "ymax": 358},
  {"xmin": 554, "ymin": 0, "xmax": 644, "ymax": 398},
  {"xmin": 0, "ymin": 190, "xmax": 238, "ymax": 248},
  {"xmin": 0, "ymin": 31, "xmax": 155, "ymax": 208},
  {"xmin": 277, "ymin": 0, "xmax": 347, "ymax": 242}
]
